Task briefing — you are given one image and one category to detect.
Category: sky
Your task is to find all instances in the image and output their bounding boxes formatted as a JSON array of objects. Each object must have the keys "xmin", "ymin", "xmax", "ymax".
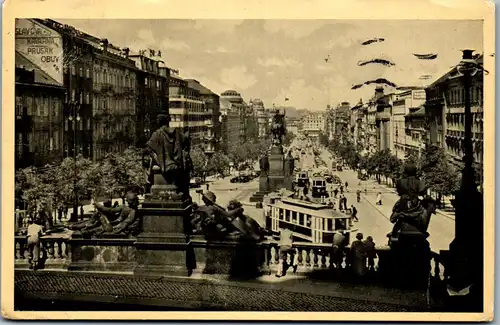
[{"xmin": 59, "ymin": 19, "xmax": 483, "ymax": 111}]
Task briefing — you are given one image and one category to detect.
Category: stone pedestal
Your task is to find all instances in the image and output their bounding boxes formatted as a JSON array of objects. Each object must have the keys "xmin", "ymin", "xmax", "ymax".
[
  {"xmin": 250, "ymin": 145, "xmax": 292, "ymax": 203},
  {"xmin": 134, "ymin": 184, "xmax": 195, "ymax": 277}
]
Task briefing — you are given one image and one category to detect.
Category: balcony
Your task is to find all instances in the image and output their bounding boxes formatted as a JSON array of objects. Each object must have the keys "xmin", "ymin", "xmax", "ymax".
[{"xmin": 14, "ymin": 230, "xmax": 451, "ymax": 312}]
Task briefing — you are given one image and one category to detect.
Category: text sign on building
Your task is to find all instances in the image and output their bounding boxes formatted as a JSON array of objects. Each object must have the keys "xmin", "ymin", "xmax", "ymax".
[
  {"xmin": 15, "ymin": 19, "xmax": 63, "ymax": 85},
  {"xmin": 413, "ymin": 90, "xmax": 426, "ymax": 100}
]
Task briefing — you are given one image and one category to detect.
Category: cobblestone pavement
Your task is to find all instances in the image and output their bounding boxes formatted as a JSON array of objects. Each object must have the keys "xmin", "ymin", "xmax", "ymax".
[{"xmin": 15, "ymin": 270, "xmax": 431, "ymax": 312}]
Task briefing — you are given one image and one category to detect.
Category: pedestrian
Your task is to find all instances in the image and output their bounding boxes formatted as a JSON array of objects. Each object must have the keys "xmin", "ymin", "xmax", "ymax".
[
  {"xmin": 340, "ymin": 185, "xmax": 344, "ymax": 195},
  {"xmin": 57, "ymin": 206, "xmax": 63, "ymax": 222},
  {"xmin": 276, "ymin": 224, "xmax": 298, "ymax": 277},
  {"xmin": 376, "ymin": 192, "xmax": 382, "ymax": 205},
  {"xmin": 343, "ymin": 196, "xmax": 348, "ymax": 211},
  {"xmin": 345, "ymin": 181, "xmax": 349, "ymax": 191},
  {"xmin": 333, "ymin": 188, "xmax": 338, "ymax": 198},
  {"xmin": 113, "ymin": 201, "xmax": 119, "ymax": 208},
  {"xmin": 356, "ymin": 189, "xmax": 361, "ymax": 203},
  {"xmin": 80, "ymin": 205, "xmax": 85, "ymax": 219},
  {"xmin": 331, "ymin": 230, "xmax": 347, "ymax": 268},
  {"xmin": 206, "ymin": 183, "xmax": 210, "ymax": 191},
  {"xmin": 351, "ymin": 205, "xmax": 358, "ymax": 222},
  {"xmin": 27, "ymin": 217, "xmax": 45, "ymax": 270},
  {"xmin": 364, "ymin": 236, "xmax": 377, "ymax": 271},
  {"xmin": 350, "ymin": 233, "xmax": 368, "ymax": 277},
  {"xmin": 63, "ymin": 206, "xmax": 68, "ymax": 219},
  {"xmin": 338, "ymin": 194, "xmax": 344, "ymax": 211}
]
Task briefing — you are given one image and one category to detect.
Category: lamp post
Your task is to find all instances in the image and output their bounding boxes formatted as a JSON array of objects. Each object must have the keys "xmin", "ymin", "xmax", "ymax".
[
  {"xmin": 446, "ymin": 49, "xmax": 483, "ymax": 311},
  {"xmin": 68, "ymin": 100, "xmax": 81, "ymax": 222}
]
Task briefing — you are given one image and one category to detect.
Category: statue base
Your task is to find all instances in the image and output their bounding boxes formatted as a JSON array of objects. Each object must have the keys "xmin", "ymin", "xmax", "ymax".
[{"xmin": 134, "ymin": 186, "xmax": 195, "ymax": 277}]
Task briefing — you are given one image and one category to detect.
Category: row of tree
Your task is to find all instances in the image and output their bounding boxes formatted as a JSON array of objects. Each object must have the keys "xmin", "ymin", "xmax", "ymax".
[
  {"xmin": 15, "ymin": 147, "xmax": 144, "ymax": 213},
  {"xmin": 328, "ymin": 135, "xmax": 462, "ymax": 198}
]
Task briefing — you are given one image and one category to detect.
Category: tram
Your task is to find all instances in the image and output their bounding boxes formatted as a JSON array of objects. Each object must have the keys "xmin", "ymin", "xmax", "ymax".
[
  {"xmin": 296, "ymin": 171, "xmax": 309, "ymax": 188},
  {"xmin": 310, "ymin": 177, "xmax": 329, "ymax": 200},
  {"xmin": 265, "ymin": 197, "xmax": 355, "ymax": 244}
]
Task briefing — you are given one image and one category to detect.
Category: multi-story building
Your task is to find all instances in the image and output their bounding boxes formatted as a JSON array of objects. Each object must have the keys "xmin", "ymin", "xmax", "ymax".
[
  {"xmin": 221, "ymin": 90, "xmax": 246, "ymax": 144},
  {"xmin": 169, "ymin": 72, "xmax": 207, "ymax": 149},
  {"xmin": 404, "ymin": 106, "xmax": 426, "ymax": 157},
  {"xmin": 392, "ymin": 88, "xmax": 426, "ymax": 159},
  {"xmin": 425, "ymin": 54, "xmax": 483, "ymax": 178},
  {"xmin": 366, "ymin": 91, "xmax": 378, "ymax": 155},
  {"xmin": 91, "ymin": 42, "xmax": 139, "ymax": 160},
  {"xmin": 333, "ymin": 102, "xmax": 351, "ymax": 143},
  {"xmin": 130, "ymin": 51, "xmax": 170, "ymax": 148},
  {"xmin": 15, "ymin": 51, "xmax": 66, "ymax": 168},
  {"xmin": 244, "ymin": 101, "xmax": 259, "ymax": 143},
  {"xmin": 375, "ymin": 90, "xmax": 394, "ymax": 152},
  {"xmin": 252, "ymin": 99, "xmax": 269, "ymax": 139},
  {"xmin": 325, "ymin": 106, "xmax": 335, "ymax": 141},
  {"xmin": 220, "ymin": 97, "xmax": 241, "ymax": 154},
  {"xmin": 302, "ymin": 111, "xmax": 325, "ymax": 141},
  {"xmin": 186, "ymin": 79, "xmax": 219, "ymax": 154},
  {"xmin": 35, "ymin": 19, "xmax": 95, "ymax": 160},
  {"xmin": 285, "ymin": 116, "xmax": 301, "ymax": 135},
  {"xmin": 350, "ymin": 100, "xmax": 364, "ymax": 149}
]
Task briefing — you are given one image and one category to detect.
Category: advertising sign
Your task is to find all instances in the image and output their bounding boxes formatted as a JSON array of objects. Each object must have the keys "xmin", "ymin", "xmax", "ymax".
[
  {"xmin": 15, "ymin": 19, "xmax": 63, "ymax": 85},
  {"xmin": 412, "ymin": 90, "xmax": 426, "ymax": 100}
]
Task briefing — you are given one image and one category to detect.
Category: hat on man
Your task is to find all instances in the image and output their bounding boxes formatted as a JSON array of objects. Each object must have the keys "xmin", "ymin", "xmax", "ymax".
[
  {"xmin": 356, "ymin": 233, "xmax": 364, "ymax": 240},
  {"xmin": 203, "ymin": 191, "xmax": 216, "ymax": 203}
]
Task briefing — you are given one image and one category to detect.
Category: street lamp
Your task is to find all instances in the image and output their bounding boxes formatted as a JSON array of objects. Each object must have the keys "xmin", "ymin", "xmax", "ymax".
[
  {"xmin": 68, "ymin": 100, "xmax": 81, "ymax": 222},
  {"xmin": 446, "ymin": 49, "xmax": 483, "ymax": 310}
]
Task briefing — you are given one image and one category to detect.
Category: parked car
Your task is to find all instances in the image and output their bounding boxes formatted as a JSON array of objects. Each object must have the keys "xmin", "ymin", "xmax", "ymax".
[
  {"xmin": 230, "ymin": 175, "xmax": 251, "ymax": 183},
  {"xmin": 189, "ymin": 177, "xmax": 202, "ymax": 188}
]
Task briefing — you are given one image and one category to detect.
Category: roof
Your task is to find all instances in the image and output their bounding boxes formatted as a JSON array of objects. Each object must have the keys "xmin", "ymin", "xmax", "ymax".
[
  {"xmin": 185, "ymin": 79, "xmax": 218, "ymax": 96},
  {"xmin": 406, "ymin": 106, "xmax": 426, "ymax": 117},
  {"xmin": 15, "ymin": 51, "xmax": 63, "ymax": 87}
]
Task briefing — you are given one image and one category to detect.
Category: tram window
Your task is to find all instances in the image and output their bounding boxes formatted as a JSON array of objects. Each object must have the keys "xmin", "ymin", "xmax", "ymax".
[
  {"xmin": 299, "ymin": 213, "xmax": 304, "ymax": 225},
  {"xmin": 285, "ymin": 210, "xmax": 290, "ymax": 222},
  {"xmin": 306, "ymin": 215, "xmax": 312, "ymax": 227},
  {"xmin": 279, "ymin": 210, "xmax": 284, "ymax": 220},
  {"xmin": 291, "ymin": 211, "xmax": 297, "ymax": 223},
  {"xmin": 335, "ymin": 219, "xmax": 346, "ymax": 230},
  {"xmin": 327, "ymin": 219, "xmax": 333, "ymax": 231}
]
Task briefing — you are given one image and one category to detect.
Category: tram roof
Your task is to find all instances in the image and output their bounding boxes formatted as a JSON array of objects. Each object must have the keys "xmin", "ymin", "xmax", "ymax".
[{"xmin": 270, "ymin": 198, "xmax": 347, "ymax": 219}]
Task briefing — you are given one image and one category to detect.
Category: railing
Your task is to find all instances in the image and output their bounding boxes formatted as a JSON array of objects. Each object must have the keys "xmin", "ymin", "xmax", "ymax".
[
  {"xmin": 14, "ymin": 233, "xmax": 447, "ymax": 285},
  {"xmin": 15, "ymin": 233, "xmax": 71, "ymax": 268}
]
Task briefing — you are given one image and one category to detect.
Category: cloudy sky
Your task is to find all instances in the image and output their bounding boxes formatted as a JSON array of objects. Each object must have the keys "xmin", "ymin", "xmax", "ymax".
[{"xmin": 60, "ymin": 19, "xmax": 483, "ymax": 110}]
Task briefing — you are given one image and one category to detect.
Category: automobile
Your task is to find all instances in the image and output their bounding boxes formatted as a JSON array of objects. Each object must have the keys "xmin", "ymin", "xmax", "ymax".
[
  {"xmin": 230, "ymin": 175, "xmax": 251, "ymax": 183},
  {"xmin": 189, "ymin": 177, "xmax": 202, "ymax": 188}
]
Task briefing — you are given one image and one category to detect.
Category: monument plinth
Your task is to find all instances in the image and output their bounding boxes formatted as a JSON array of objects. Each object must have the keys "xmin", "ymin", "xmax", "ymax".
[
  {"xmin": 134, "ymin": 116, "xmax": 195, "ymax": 277},
  {"xmin": 250, "ymin": 111, "xmax": 294, "ymax": 203}
]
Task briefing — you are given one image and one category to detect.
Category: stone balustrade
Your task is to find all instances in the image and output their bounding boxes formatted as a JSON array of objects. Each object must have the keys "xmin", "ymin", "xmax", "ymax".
[{"xmin": 14, "ymin": 233, "xmax": 447, "ymax": 287}]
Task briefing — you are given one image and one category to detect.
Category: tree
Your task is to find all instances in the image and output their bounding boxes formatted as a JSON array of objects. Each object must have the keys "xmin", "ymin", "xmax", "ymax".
[
  {"xmin": 190, "ymin": 148, "xmax": 207, "ymax": 177},
  {"xmin": 420, "ymin": 145, "xmax": 460, "ymax": 197},
  {"xmin": 207, "ymin": 152, "xmax": 230, "ymax": 177},
  {"xmin": 228, "ymin": 143, "xmax": 249, "ymax": 169},
  {"xmin": 318, "ymin": 132, "xmax": 329, "ymax": 147}
]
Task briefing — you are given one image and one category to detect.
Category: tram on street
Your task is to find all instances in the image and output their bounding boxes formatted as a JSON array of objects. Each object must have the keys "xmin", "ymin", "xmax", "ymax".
[
  {"xmin": 296, "ymin": 171, "xmax": 309, "ymax": 188},
  {"xmin": 265, "ymin": 197, "xmax": 356, "ymax": 244},
  {"xmin": 310, "ymin": 177, "xmax": 329, "ymax": 201}
]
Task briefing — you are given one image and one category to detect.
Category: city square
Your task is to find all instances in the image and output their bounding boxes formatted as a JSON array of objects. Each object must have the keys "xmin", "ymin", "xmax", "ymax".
[{"xmin": 11, "ymin": 17, "xmax": 489, "ymax": 315}]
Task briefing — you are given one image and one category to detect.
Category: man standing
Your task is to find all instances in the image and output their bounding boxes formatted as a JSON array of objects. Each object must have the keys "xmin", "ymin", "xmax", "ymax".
[
  {"xmin": 276, "ymin": 224, "xmax": 298, "ymax": 277},
  {"xmin": 351, "ymin": 205, "xmax": 359, "ymax": 222},
  {"xmin": 27, "ymin": 217, "xmax": 45, "ymax": 270},
  {"xmin": 331, "ymin": 230, "xmax": 347, "ymax": 268},
  {"xmin": 376, "ymin": 192, "xmax": 383, "ymax": 205},
  {"xmin": 345, "ymin": 181, "xmax": 349, "ymax": 191}
]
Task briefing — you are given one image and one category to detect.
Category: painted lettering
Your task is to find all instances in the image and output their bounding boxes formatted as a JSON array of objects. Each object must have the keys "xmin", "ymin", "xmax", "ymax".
[
  {"xmin": 27, "ymin": 47, "xmax": 54, "ymax": 55},
  {"xmin": 26, "ymin": 37, "xmax": 56, "ymax": 45},
  {"xmin": 15, "ymin": 27, "xmax": 51, "ymax": 37},
  {"xmin": 40, "ymin": 56, "xmax": 59, "ymax": 63}
]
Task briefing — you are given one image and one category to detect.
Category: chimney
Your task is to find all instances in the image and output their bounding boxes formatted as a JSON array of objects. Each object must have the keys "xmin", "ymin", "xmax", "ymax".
[
  {"xmin": 123, "ymin": 47, "xmax": 130, "ymax": 58},
  {"xmin": 101, "ymin": 38, "xmax": 109, "ymax": 53}
]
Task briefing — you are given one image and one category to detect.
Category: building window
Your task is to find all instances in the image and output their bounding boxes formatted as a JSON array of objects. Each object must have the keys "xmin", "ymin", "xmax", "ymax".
[
  {"xmin": 79, "ymin": 67, "xmax": 84, "ymax": 77},
  {"xmin": 86, "ymin": 93, "xmax": 90, "ymax": 104},
  {"xmin": 145, "ymin": 78, "xmax": 149, "ymax": 87},
  {"xmin": 86, "ymin": 68, "xmax": 90, "ymax": 78},
  {"xmin": 71, "ymin": 65, "xmax": 76, "ymax": 76}
]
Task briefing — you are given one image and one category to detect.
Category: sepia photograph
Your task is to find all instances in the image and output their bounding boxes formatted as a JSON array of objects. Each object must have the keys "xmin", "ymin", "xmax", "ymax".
[{"xmin": 3, "ymin": 0, "xmax": 495, "ymax": 321}]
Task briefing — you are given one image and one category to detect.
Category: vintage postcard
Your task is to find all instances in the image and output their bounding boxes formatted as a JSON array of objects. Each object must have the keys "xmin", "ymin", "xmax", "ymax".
[{"xmin": 2, "ymin": 0, "xmax": 495, "ymax": 321}]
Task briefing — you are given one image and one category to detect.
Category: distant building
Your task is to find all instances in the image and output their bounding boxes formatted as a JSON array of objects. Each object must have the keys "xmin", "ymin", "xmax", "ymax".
[
  {"xmin": 221, "ymin": 90, "xmax": 246, "ymax": 144},
  {"xmin": 302, "ymin": 111, "xmax": 325, "ymax": 140},
  {"xmin": 220, "ymin": 97, "xmax": 241, "ymax": 154},
  {"xmin": 392, "ymin": 88, "xmax": 426, "ymax": 159},
  {"xmin": 375, "ymin": 90, "xmax": 394, "ymax": 152},
  {"xmin": 404, "ymin": 106, "xmax": 426, "ymax": 157},
  {"xmin": 252, "ymin": 99, "xmax": 269, "ymax": 139},
  {"xmin": 169, "ymin": 72, "xmax": 207, "ymax": 150},
  {"xmin": 350, "ymin": 100, "xmax": 364, "ymax": 149},
  {"xmin": 186, "ymin": 79, "xmax": 219, "ymax": 154},
  {"xmin": 334, "ymin": 102, "xmax": 351, "ymax": 143}
]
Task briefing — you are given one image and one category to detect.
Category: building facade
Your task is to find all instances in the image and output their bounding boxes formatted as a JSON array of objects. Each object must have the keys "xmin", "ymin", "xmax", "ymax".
[
  {"xmin": 425, "ymin": 55, "xmax": 484, "ymax": 178},
  {"xmin": 186, "ymin": 79, "xmax": 219, "ymax": 154},
  {"xmin": 375, "ymin": 90, "xmax": 393, "ymax": 152},
  {"xmin": 252, "ymin": 99, "xmax": 269, "ymax": 139},
  {"xmin": 220, "ymin": 98, "xmax": 241, "ymax": 154},
  {"xmin": 302, "ymin": 111, "xmax": 325, "ymax": 140},
  {"xmin": 404, "ymin": 106, "xmax": 426, "ymax": 157},
  {"xmin": 366, "ymin": 93, "xmax": 378, "ymax": 155},
  {"xmin": 221, "ymin": 90, "xmax": 246, "ymax": 144},
  {"xmin": 392, "ymin": 89, "xmax": 426, "ymax": 159},
  {"xmin": 15, "ymin": 52, "xmax": 66, "ymax": 168},
  {"xmin": 333, "ymin": 102, "xmax": 351, "ymax": 143}
]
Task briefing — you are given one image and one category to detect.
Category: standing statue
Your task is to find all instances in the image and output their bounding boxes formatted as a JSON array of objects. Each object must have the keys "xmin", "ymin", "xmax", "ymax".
[
  {"xmin": 270, "ymin": 111, "xmax": 286, "ymax": 146},
  {"xmin": 259, "ymin": 154, "xmax": 270, "ymax": 177},
  {"xmin": 143, "ymin": 113, "xmax": 192, "ymax": 198},
  {"xmin": 284, "ymin": 151, "xmax": 295, "ymax": 176}
]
